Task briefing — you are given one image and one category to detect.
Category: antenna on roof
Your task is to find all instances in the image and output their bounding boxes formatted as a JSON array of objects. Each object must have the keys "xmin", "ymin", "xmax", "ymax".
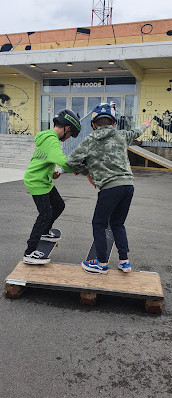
[{"xmin": 91, "ymin": 0, "xmax": 113, "ymax": 26}]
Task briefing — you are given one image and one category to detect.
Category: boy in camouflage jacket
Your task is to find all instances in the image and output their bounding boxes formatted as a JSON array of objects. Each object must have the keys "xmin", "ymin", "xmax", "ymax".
[{"xmin": 67, "ymin": 103, "xmax": 150, "ymax": 274}]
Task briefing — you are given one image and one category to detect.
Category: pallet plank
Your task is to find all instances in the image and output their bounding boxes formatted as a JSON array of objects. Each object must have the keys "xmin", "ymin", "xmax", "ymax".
[{"xmin": 5, "ymin": 261, "xmax": 164, "ymax": 300}]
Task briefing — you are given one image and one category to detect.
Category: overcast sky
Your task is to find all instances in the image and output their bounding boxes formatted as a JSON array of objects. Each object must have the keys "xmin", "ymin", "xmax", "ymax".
[{"xmin": 0, "ymin": 0, "xmax": 171, "ymax": 35}]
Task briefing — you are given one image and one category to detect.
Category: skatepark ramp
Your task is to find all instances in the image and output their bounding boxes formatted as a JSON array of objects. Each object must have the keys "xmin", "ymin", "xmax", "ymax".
[{"xmin": 128, "ymin": 145, "xmax": 172, "ymax": 171}]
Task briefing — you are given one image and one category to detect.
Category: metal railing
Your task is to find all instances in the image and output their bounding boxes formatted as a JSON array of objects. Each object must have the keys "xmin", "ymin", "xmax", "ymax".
[
  {"xmin": 122, "ymin": 113, "xmax": 172, "ymax": 147},
  {"xmin": 1, "ymin": 109, "xmax": 171, "ymax": 149},
  {"xmin": 62, "ymin": 112, "xmax": 92, "ymax": 156},
  {"xmin": 0, "ymin": 111, "xmax": 9, "ymax": 134},
  {"xmin": 62, "ymin": 111, "xmax": 172, "ymax": 155}
]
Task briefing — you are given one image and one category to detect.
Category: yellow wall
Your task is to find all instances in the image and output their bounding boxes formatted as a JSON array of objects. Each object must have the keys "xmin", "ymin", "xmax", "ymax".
[
  {"xmin": 0, "ymin": 76, "xmax": 39, "ymax": 135},
  {"xmin": 138, "ymin": 72, "xmax": 172, "ymax": 141},
  {"xmin": 1, "ymin": 72, "xmax": 172, "ymax": 138},
  {"xmin": 139, "ymin": 71, "xmax": 172, "ymax": 114}
]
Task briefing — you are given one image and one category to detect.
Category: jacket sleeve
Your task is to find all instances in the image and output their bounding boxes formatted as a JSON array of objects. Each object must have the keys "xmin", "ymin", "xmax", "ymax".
[
  {"xmin": 124, "ymin": 124, "xmax": 147, "ymax": 146},
  {"xmin": 66, "ymin": 138, "xmax": 89, "ymax": 175},
  {"xmin": 47, "ymin": 137, "xmax": 74, "ymax": 173}
]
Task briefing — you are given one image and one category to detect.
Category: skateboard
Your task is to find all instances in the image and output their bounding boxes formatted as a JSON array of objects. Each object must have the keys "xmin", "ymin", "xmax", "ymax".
[
  {"xmin": 86, "ymin": 225, "xmax": 114, "ymax": 263},
  {"xmin": 35, "ymin": 228, "xmax": 61, "ymax": 261}
]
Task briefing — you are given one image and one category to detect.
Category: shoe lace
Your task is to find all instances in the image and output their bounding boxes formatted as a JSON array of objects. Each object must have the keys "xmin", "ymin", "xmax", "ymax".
[
  {"xmin": 49, "ymin": 231, "xmax": 55, "ymax": 237},
  {"xmin": 34, "ymin": 250, "xmax": 45, "ymax": 258}
]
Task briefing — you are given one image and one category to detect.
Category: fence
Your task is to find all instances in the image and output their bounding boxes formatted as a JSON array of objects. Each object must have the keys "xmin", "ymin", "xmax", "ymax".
[
  {"xmin": 124, "ymin": 113, "xmax": 172, "ymax": 148},
  {"xmin": 1, "ymin": 109, "xmax": 171, "ymax": 149},
  {"xmin": 0, "ymin": 112, "xmax": 9, "ymax": 134},
  {"xmin": 62, "ymin": 111, "xmax": 172, "ymax": 156},
  {"xmin": 62, "ymin": 112, "xmax": 92, "ymax": 156}
]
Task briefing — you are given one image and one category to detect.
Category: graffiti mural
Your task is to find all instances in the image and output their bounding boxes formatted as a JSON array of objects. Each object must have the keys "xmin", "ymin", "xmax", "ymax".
[
  {"xmin": 0, "ymin": 84, "xmax": 30, "ymax": 134},
  {"xmin": 152, "ymin": 110, "xmax": 172, "ymax": 142},
  {"xmin": 0, "ymin": 20, "xmax": 171, "ymax": 51},
  {"xmin": 0, "ymin": 32, "xmax": 35, "ymax": 52}
]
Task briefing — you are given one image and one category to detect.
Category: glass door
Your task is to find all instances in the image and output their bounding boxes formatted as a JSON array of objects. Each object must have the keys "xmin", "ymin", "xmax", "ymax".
[
  {"xmin": 107, "ymin": 95, "xmax": 136, "ymax": 129},
  {"xmin": 107, "ymin": 96, "xmax": 122, "ymax": 118},
  {"xmin": 54, "ymin": 97, "xmax": 67, "ymax": 115},
  {"xmin": 87, "ymin": 97, "xmax": 101, "ymax": 114},
  {"xmin": 71, "ymin": 97, "xmax": 84, "ymax": 120},
  {"xmin": 41, "ymin": 96, "xmax": 50, "ymax": 131},
  {"xmin": 50, "ymin": 96, "xmax": 67, "ymax": 129},
  {"xmin": 124, "ymin": 95, "xmax": 136, "ymax": 129},
  {"xmin": 107, "ymin": 96, "xmax": 123, "ymax": 129}
]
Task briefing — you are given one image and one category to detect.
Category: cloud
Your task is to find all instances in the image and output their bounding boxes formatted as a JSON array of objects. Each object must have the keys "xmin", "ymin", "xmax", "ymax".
[
  {"xmin": 0, "ymin": 0, "xmax": 92, "ymax": 34},
  {"xmin": 0, "ymin": 0, "xmax": 171, "ymax": 35},
  {"xmin": 114, "ymin": 0, "xmax": 172, "ymax": 23}
]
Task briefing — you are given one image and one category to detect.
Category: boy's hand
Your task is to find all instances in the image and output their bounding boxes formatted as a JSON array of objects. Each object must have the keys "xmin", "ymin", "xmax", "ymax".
[
  {"xmin": 87, "ymin": 173, "xmax": 96, "ymax": 188},
  {"xmin": 143, "ymin": 119, "xmax": 151, "ymax": 128},
  {"xmin": 53, "ymin": 172, "xmax": 60, "ymax": 179}
]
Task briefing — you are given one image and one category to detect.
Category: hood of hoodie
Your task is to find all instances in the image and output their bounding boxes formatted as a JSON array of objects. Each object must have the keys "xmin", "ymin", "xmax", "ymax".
[
  {"xmin": 34, "ymin": 129, "xmax": 57, "ymax": 147},
  {"xmin": 89, "ymin": 125, "xmax": 116, "ymax": 141}
]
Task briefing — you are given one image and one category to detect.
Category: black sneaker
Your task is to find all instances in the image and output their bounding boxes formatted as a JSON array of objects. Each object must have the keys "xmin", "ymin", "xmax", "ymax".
[
  {"xmin": 23, "ymin": 250, "xmax": 50, "ymax": 265},
  {"xmin": 41, "ymin": 230, "xmax": 61, "ymax": 242}
]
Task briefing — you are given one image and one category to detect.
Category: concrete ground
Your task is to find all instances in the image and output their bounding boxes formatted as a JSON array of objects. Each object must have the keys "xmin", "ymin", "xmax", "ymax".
[
  {"xmin": 0, "ymin": 167, "xmax": 24, "ymax": 183},
  {"xmin": 0, "ymin": 169, "xmax": 172, "ymax": 398}
]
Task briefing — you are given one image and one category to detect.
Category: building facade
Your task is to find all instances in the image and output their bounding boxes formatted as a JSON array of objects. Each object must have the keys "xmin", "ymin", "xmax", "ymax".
[{"xmin": 0, "ymin": 18, "xmax": 172, "ymax": 146}]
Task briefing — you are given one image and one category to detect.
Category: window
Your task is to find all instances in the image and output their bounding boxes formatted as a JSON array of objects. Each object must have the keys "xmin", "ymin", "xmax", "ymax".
[
  {"xmin": 41, "ymin": 96, "xmax": 50, "ymax": 130},
  {"xmin": 43, "ymin": 79, "xmax": 69, "ymax": 93},
  {"xmin": 72, "ymin": 97, "xmax": 84, "ymax": 119},
  {"xmin": 54, "ymin": 97, "xmax": 67, "ymax": 115},
  {"xmin": 106, "ymin": 77, "xmax": 136, "ymax": 93},
  {"xmin": 87, "ymin": 97, "xmax": 101, "ymax": 114}
]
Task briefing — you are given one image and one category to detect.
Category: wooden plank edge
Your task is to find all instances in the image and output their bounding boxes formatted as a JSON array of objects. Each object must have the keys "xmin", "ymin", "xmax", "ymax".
[
  {"xmin": 128, "ymin": 147, "xmax": 172, "ymax": 169},
  {"xmin": 15, "ymin": 281, "xmax": 164, "ymax": 300},
  {"xmin": 131, "ymin": 166, "xmax": 170, "ymax": 171}
]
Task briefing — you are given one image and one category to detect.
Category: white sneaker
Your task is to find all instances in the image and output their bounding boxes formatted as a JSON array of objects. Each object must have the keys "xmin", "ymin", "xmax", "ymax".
[
  {"xmin": 41, "ymin": 230, "xmax": 61, "ymax": 242},
  {"xmin": 23, "ymin": 250, "xmax": 50, "ymax": 265}
]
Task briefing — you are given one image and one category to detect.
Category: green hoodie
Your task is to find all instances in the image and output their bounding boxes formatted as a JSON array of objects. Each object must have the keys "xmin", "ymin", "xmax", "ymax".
[{"xmin": 24, "ymin": 129, "xmax": 73, "ymax": 195}]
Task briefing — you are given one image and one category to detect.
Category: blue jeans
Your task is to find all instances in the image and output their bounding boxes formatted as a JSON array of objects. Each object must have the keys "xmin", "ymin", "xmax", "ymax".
[
  {"xmin": 25, "ymin": 186, "xmax": 65, "ymax": 254},
  {"xmin": 92, "ymin": 185, "xmax": 134, "ymax": 262}
]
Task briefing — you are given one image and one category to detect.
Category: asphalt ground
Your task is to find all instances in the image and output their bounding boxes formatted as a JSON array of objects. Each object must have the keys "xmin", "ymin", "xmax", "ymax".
[{"xmin": 0, "ymin": 170, "xmax": 172, "ymax": 398}]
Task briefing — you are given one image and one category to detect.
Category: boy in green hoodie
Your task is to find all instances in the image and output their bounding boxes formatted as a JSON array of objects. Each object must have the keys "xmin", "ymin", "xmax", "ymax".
[
  {"xmin": 66, "ymin": 103, "xmax": 150, "ymax": 274},
  {"xmin": 23, "ymin": 109, "xmax": 81, "ymax": 265}
]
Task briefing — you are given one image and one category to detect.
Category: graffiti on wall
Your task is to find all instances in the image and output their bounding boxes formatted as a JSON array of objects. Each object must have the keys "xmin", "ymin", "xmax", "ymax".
[
  {"xmin": 0, "ymin": 32, "xmax": 35, "ymax": 52},
  {"xmin": 141, "ymin": 106, "xmax": 172, "ymax": 143},
  {"xmin": 151, "ymin": 111, "xmax": 172, "ymax": 142},
  {"xmin": 0, "ymin": 22, "xmax": 171, "ymax": 51},
  {"xmin": 140, "ymin": 74, "xmax": 172, "ymax": 143},
  {"xmin": 0, "ymin": 84, "xmax": 30, "ymax": 134}
]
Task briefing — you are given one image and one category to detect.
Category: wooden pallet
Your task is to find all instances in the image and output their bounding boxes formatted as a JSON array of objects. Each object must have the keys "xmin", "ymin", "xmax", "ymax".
[{"xmin": 5, "ymin": 261, "xmax": 164, "ymax": 314}]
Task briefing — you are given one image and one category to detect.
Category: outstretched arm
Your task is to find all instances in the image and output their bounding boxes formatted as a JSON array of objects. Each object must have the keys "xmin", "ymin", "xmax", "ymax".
[{"xmin": 125, "ymin": 119, "xmax": 150, "ymax": 145}]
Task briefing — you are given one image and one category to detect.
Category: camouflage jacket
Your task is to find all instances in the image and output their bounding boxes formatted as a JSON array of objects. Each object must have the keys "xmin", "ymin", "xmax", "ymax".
[{"xmin": 67, "ymin": 124, "xmax": 147, "ymax": 190}]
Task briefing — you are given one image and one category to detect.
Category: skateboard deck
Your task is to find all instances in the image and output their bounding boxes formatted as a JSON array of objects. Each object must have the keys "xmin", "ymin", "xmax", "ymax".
[
  {"xmin": 36, "ymin": 228, "xmax": 61, "ymax": 259},
  {"xmin": 87, "ymin": 226, "xmax": 114, "ymax": 262}
]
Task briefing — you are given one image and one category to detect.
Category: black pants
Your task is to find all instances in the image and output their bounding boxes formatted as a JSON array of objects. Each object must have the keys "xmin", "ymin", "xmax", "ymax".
[
  {"xmin": 92, "ymin": 185, "xmax": 134, "ymax": 263},
  {"xmin": 25, "ymin": 186, "xmax": 65, "ymax": 254}
]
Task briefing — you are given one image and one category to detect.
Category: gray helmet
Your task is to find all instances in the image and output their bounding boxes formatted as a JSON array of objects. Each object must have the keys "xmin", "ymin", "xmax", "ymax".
[{"xmin": 53, "ymin": 109, "xmax": 81, "ymax": 138}]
